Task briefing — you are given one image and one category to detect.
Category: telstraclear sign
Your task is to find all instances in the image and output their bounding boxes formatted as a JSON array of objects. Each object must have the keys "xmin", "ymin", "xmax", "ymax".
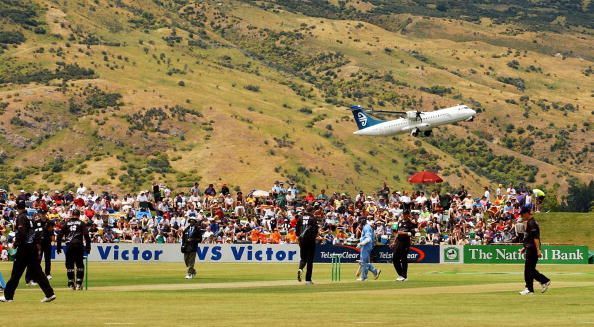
[
  {"xmin": 464, "ymin": 245, "xmax": 589, "ymax": 264},
  {"xmin": 315, "ymin": 244, "xmax": 440, "ymax": 263},
  {"xmin": 50, "ymin": 244, "xmax": 299, "ymax": 263}
]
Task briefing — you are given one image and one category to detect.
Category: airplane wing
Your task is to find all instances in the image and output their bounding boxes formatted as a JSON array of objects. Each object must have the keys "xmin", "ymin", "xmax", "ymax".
[{"xmin": 401, "ymin": 123, "xmax": 430, "ymax": 131}]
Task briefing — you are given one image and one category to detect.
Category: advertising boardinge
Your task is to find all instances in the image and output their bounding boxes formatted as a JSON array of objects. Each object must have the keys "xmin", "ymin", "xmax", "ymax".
[
  {"xmin": 316, "ymin": 244, "xmax": 439, "ymax": 263},
  {"xmin": 440, "ymin": 245, "xmax": 463, "ymax": 264},
  {"xmin": 464, "ymin": 245, "xmax": 588, "ymax": 264}
]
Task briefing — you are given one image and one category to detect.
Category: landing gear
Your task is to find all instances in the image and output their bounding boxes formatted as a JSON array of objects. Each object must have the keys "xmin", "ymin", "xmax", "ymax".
[
  {"xmin": 423, "ymin": 130, "xmax": 432, "ymax": 137},
  {"xmin": 411, "ymin": 128, "xmax": 419, "ymax": 137}
]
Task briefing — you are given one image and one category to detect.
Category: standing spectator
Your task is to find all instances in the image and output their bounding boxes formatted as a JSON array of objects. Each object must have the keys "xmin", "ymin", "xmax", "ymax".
[
  {"xmin": 76, "ymin": 183, "xmax": 86, "ymax": 197},
  {"xmin": 204, "ymin": 184, "xmax": 216, "ymax": 197},
  {"xmin": 430, "ymin": 192, "xmax": 440, "ymax": 212},
  {"xmin": 533, "ymin": 189, "xmax": 545, "ymax": 213},
  {"xmin": 153, "ymin": 183, "xmax": 162, "ymax": 203},
  {"xmin": 496, "ymin": 184, "xmax": 503, "ymax": 198},
  {"xmin": 190, "ymin": 183, "xmax": 201, "ymax": 197},
  {"xmin": 220, "ymin": 184, "xmax": 230, "ymax": 196},
  {"xmin": 457, "ymin": 185, "xmax": 468, "ymax": 200},
  {"xmin": 506, "ymin": 183, "xmax": 517, "ymax": 200},
  {"xmin": 484, "ymin": 186, "xmax": 491, "ymax": 203}
]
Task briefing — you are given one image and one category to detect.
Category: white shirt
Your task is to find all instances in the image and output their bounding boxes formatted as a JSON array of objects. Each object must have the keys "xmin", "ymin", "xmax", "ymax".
[{"xmin": 77, "ymin": 186, "xmax": 87, "ymax": 196}]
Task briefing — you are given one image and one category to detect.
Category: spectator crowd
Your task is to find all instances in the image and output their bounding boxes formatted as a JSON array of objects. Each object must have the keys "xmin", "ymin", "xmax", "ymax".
[{"xmin": 0, "ymin": 180, "xmax": 544, "ymax": 258}]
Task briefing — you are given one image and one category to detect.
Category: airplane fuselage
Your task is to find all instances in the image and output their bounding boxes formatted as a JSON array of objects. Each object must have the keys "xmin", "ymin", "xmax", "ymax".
[{"xmin": 353, "ymin": 105, "xmax": 475, "ymax": 136}]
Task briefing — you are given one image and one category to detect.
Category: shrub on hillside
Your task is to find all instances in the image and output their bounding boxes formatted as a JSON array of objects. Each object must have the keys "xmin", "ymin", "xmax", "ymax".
[
  {"xmin": 420, "ymin": 85, "xmax": 452, "ymax": 96},
  {"xmin": 0, "ymin": 31, "xmax": 25, "ymax": 44},
  {"xmin": 0, "ymin": 63, "xmax": 96, "ymax": 85},
  {"xmin": 244, "ymin": 84, "xmax": 260, "ymax": 92},
  {"xmin": 497, "ymin": 76, "xmax": 526, "ymax": 91},
  {"xmin": 85, "ymin": 88, "xmax": 122, "ymax": 109}
]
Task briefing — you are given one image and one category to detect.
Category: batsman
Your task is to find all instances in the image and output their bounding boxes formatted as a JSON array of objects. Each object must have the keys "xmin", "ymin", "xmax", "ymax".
[{"xmin": 356, "ymin": 218, "xmax": 380, "ymax": 281}]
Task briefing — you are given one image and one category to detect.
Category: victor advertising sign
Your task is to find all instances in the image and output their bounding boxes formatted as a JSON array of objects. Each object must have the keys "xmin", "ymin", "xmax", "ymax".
[{"xmin": 50, "ymin": 244, "xmax": 300, "ymax": 263}]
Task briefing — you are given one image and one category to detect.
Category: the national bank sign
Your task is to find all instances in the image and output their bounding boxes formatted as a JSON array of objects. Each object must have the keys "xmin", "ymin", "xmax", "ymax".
[{"xmin": 464, "ymin": 245, "xmax": 588, "ymax": 264}]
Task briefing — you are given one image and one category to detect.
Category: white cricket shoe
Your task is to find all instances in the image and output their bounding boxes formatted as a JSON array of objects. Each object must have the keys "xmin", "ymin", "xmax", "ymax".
[
  {"xmin": 185, "ymin": 274, "xmax": 191, "ymax": 279},
  {"xmin": 356, "ymin": 277, "xmax": 367, "ymax": 282},
  {"xmin": 519, "ymin": 289, "xmax": 534, "ymax": 296},
  {"xmin": 0, "ymin": 296, "xmax": 13, "ymax": 303},
  {"xmin": 41, "ymin": 295, "xmax": 56, "ymax": 303},
  {"xmin": 396, "ymin": 276, "xmax": 406, "ymax": 282},
  {"xmin": 305, "ymin": 281, "xmax": 314, "ymax": 286},
  {"xmin": 297, "ymin": 269, "xmax": 303, "ymax": 282},
  {"xmin": 541, "ymin": 281, "xmax": 551, "ymax": 293}
]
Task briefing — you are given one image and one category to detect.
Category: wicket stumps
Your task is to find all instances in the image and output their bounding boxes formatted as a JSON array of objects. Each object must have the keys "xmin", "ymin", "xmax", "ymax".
[{"xmin": 331, "ymin": 255, "xmax": 341, "ymax": 282}]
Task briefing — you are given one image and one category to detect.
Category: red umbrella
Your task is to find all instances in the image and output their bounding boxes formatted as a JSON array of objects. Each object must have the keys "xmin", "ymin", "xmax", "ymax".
[{"xmin": 408, "ymin": 171, "xmax": 443, "ymax": 184}]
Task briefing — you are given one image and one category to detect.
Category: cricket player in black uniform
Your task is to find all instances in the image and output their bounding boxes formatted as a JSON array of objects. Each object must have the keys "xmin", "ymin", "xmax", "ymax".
[
  {"xmin": 519, "ymin": 207, "xmax": 550, "ymax": 295},
  {"xmin": 57, "ymin": 209, "xmax": 91, "ymax": 290},
  {"xmin": 0, "ymin": 201, "xmax": 56, "ymax": 303},
  {"xmin": 25, "ymin": 212, "xmax": 54, "ymax": 284},
  {"xmin": 181, "ymin": 217, "xmax": 202, "ymax": 279},
  {"xmin": 391, "ymin": 213, "xmax": 416, "ymax": 281},
  {"xmin": 296, "ymin": 210, "xmax": 318, "ymax": 285}
]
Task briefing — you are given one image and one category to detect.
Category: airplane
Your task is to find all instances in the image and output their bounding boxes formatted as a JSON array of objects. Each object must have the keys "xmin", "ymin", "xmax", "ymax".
[{"xmin": 349, "ymin": 104, "xmax": 476, "ymax": 137}]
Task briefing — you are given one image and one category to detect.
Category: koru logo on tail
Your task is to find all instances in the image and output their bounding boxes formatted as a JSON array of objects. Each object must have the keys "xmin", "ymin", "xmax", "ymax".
[{"xmin": 357, "ymin": 112, "xmax": 367, "ymax": 127}]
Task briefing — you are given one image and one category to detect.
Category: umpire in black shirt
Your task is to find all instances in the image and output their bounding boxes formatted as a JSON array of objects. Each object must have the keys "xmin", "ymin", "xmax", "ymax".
[
  {"xmin": 519, "ymin": 207, "xmax": 550, "ymax": 295},
  {"xmin": 391, "ymin": 213, "xmax": 416, "ymax": 282},
  {"xmin": 0, "ymin": 201, "xmax": 56, "ymax": 303},
  {"xmin": 296, "ymin": 211, "xmax": 318, "ymax": 285},
  {"xmin": 181, "ymin": 217, "xmax": 202, "ymax": 279}
]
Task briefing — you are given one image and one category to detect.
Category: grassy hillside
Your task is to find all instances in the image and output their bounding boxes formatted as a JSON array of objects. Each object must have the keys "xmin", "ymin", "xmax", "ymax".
[{"xmin": 0, "ymin": 0, "xmax": 592, "ymax": 196}]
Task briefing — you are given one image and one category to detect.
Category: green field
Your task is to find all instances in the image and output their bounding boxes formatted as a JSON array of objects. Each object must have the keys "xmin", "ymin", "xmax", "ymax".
[
  {"xmin": 538, "ymin": 213, "xmax": 594, "ymax": 248},
  {"xmin": 1, "ymin": 262, "xmax": 593, "ymax": 326}
]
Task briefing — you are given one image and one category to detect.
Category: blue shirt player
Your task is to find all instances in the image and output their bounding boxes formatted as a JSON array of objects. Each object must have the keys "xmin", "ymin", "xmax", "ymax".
[{"xmin": 357, "ymin": 219, "xmax": 381, "ymax": 281}]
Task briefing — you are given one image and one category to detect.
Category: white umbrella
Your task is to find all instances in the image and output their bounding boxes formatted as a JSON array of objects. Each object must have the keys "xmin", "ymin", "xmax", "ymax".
[{"xmin": 252, "ymin": 190, "xmax": 270, "ymax": 198}]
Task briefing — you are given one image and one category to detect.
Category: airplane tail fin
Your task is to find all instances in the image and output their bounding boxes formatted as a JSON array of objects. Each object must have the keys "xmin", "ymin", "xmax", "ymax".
[{"xmin": 350, "ymin": 105, "xmax": 384, "ymax": 130}]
